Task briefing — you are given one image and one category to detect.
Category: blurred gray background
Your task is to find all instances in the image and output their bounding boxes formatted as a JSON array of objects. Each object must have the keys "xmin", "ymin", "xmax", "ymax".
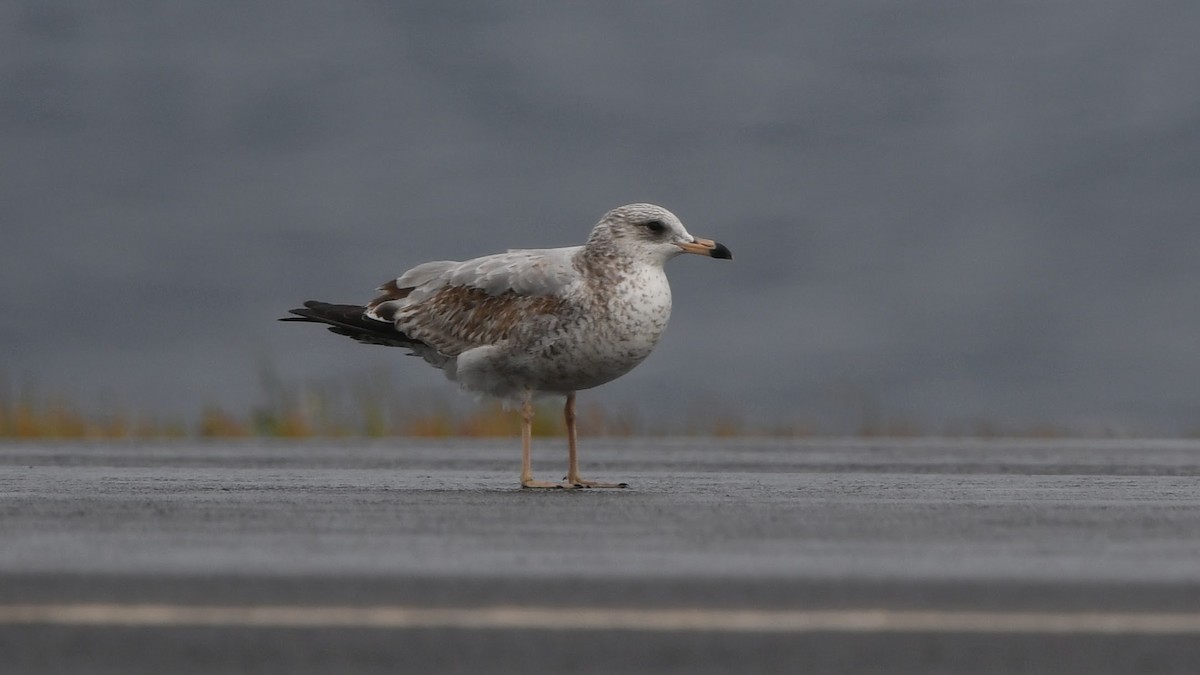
[{"xmin": 3, "ymin": 1, "xmax": 1198, "ymax": 435}]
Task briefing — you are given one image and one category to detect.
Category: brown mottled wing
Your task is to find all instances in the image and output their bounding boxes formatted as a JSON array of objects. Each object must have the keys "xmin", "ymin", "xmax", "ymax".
[{"xmin": 366, "ymin": 247, "xmax": 581, "ymax": 357}]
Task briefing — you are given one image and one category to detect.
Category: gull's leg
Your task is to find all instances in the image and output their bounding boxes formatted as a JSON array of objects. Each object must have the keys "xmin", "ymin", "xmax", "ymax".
[
  {"xmin": 520, "ymin": 392, "xmax": 567, "ymax": 489},
  {"xmin": 564, "ymin": 392, "xmax": 628, "ymax": 489}
]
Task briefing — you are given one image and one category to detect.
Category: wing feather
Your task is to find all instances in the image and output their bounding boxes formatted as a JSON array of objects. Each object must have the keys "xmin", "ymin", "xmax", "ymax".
[{"xmin": 366, "ymin": 246, "xmax": 581, "ymax": 357}]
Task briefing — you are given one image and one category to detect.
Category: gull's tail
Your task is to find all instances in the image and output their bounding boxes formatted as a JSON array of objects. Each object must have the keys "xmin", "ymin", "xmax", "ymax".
[{"xmin": 280, "ymin": 301, "xmax": 427, "ymax": 350}]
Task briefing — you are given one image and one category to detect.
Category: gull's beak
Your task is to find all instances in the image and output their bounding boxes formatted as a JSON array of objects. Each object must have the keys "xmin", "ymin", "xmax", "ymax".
[{"xmin": 675, "ymin": 237, "xmax": 733, "ymax": 260}]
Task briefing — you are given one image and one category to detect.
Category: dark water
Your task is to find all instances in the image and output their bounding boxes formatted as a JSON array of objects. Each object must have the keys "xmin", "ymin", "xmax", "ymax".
[{"xmin": 3, "ymin": 2, "xmax": 1199, "ymax": 433}]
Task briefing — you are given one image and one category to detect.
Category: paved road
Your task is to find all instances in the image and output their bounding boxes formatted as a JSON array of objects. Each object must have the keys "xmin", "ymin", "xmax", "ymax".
[{"xmin": 2, "ymin": 438, "xmax": 1200, "ymax": 674}]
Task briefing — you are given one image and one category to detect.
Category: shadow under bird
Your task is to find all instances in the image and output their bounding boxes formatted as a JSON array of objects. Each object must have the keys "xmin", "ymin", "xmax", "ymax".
[{"xmin": 282, "ymin": 203, "xmax": 732, "ymax": 488}]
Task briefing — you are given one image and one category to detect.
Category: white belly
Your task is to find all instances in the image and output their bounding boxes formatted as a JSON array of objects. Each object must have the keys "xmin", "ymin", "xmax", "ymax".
[{"xmin": 454, "ymin": 269, "xmax": 673, "ymax": 398}]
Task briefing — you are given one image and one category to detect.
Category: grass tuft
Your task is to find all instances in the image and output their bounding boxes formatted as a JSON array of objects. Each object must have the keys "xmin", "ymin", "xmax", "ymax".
[{"xmin": 0, "ymin": 369, "xmax": 1172, "ymax": 441}]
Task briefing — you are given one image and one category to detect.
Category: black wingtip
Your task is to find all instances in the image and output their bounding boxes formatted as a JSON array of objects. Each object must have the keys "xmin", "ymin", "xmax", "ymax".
[{"xmin": 279, "ymin": 302, "xmax": 320, "ymax": 322}]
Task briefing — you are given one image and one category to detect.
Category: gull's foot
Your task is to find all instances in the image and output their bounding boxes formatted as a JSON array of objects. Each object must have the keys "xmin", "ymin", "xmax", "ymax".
[
  {"xmin": 521, "ymin": 478, "xmax": 582, "ymax": 490},
  {"xmin": 564, "ymin": 477, "xmax": 629, "ymax": 489}
]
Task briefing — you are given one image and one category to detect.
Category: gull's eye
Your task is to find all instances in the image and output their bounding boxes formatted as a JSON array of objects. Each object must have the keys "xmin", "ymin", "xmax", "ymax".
[{"xmin": 642, "ymin": 219, "xmax": 667, "ymax": 234}]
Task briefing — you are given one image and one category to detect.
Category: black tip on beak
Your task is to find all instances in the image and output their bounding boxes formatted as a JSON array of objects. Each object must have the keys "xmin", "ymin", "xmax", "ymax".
[{"xmin": 676, "ymin": 238, "xmax": 733, "ymax": 259}]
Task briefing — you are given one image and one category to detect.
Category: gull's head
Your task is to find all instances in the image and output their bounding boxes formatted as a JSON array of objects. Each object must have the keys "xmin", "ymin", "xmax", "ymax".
[{"xmin": 586, "ymin": 203, "xmax": 732, "ymax": 265}]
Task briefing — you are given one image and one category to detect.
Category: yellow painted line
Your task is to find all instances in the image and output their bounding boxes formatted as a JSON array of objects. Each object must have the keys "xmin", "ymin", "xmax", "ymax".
[{"xmin": 2, "ymin": 604, "xmax": 1200, "ymax": 634}]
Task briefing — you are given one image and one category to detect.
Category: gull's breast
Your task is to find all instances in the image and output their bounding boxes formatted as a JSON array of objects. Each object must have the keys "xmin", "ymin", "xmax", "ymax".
[{"xmin": 526, "ymin": 267, "xmax": 673, "ymax": 392}]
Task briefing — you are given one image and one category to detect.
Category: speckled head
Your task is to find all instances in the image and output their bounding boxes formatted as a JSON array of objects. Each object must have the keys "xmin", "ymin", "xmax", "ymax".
[{"xmin": 585, "ymin": 203, "xmax": 732, "ymax": 265}]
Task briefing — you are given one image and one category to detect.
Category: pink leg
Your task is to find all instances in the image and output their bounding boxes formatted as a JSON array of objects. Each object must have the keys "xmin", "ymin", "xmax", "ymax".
[
  {"xmin": 564, "ymin": 392, "xmax": 627, "ymax": 489},
  {"xmin": 520, "ymin": 392, "xmax": 568, "ymax": 489}
]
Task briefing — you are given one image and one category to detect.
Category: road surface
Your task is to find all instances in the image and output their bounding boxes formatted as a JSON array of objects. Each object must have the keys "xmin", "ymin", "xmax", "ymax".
[{"xmin": 2, "ymin": 438, "xmax": 1199, "ymax": 673}]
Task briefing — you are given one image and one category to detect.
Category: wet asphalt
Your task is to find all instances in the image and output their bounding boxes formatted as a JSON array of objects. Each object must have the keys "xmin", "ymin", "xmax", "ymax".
[{"xmin": 2, "ymin": 438, "xmax": 1199, "ymax": 674}]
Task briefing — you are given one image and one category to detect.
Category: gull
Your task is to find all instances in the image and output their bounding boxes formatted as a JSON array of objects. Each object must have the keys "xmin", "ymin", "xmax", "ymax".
[{"xmin": 282, "ymin": 203, "xmax": 731, "ymax": 488}]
